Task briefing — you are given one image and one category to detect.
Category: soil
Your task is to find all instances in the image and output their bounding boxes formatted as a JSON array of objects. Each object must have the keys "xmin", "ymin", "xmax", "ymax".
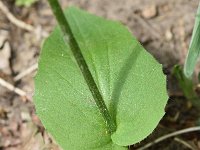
[{"xmin": 0, "ymin": 0, "xmax": 200, "ymax": 149}]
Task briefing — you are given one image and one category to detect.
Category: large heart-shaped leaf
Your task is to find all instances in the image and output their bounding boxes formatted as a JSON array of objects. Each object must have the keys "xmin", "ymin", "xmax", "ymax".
[{"xmin": 34, "ymin": 7, "xmax": 168, "ymax": 150}]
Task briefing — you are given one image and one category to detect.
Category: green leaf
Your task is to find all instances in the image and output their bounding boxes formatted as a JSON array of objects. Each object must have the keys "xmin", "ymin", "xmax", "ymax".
[
  {"xmin": 184, "ymin": 3, "xmax": 200, "ymax": 78},
  {"xmin": 15, "ymin": 0, "xmax": 37, "ymax": 7},
  {"xmin": 34, "ymin": 7, "xmax": 168, "ymax": 149}
]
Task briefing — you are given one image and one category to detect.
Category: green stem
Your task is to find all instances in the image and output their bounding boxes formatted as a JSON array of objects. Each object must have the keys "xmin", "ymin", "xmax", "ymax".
[{"xmin": 47, "ymin": 0, "xmax": 116, "ymax": 134}]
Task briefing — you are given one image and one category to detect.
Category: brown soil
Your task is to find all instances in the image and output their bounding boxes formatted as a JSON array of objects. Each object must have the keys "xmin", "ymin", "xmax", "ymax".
[{"xmin": 0, "ymin": 0, "xmax": 199, "ymax": 149}]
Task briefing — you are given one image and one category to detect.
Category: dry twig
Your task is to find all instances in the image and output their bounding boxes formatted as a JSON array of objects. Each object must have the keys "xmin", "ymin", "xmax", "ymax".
[
  {"xmin": 14, "ymin": 63, "xmax": 38, "ymax": 81},
  {"xmin": 0, "ymin": 1, "xmax": 34, "ymax": 31},
  {"xmin": 174, "ymin": 137, "xmax": 196, "ymax": 150},
  {"xmin": 0, "ymin": 77, "xmax": 27, "ymax": 101},
  {"xmin": 133, "ymin": 14, "xmax": 162, "ymax": 40},
  {"xmin": 137, "ymin": 126, "xmax": 200, "ymax": 150}
]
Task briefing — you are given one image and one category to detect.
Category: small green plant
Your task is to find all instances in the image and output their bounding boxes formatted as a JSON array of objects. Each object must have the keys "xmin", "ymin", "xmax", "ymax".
[
  {"xmin": 173, "ymin": 2, "xmax": 200, "ymax": 109},
  {"xmin": 172, "ymin": 65, "xmax": 200, "ymax": 108},
  {"xmin": 173, "ymin": 65, "xmax": 196, "ymax": 100},
  {"xmin": 15, "ymin": 0, "xmax": 37, "ymax": 7},
  {"xmin": 34, "ymin": 0, "xmax": 168, "ymax": 149}
]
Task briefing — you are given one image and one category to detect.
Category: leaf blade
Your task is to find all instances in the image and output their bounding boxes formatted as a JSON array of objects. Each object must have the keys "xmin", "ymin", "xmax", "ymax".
[
  {"xmin": 184, "ymin": 3, "xmax": 200, "ymax": 78},
  {"xmin": 34, "ymin": 7, "xmax": 168, "ymax": 149}
]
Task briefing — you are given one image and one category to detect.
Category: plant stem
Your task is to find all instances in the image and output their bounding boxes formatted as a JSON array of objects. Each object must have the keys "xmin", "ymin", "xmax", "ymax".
[{"xmin": 47, "ymin": 0, "xmax": 116, "ymax": 134}]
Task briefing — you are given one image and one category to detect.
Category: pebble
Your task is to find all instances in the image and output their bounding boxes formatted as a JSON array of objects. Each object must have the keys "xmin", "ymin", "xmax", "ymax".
[
  {"xmin": 165, "ymin": 29, "xmax": 173, "ymax": 41},
  {"xmin": 142, "ymin": 5, "xmax": 157, "ymax": 19}
]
